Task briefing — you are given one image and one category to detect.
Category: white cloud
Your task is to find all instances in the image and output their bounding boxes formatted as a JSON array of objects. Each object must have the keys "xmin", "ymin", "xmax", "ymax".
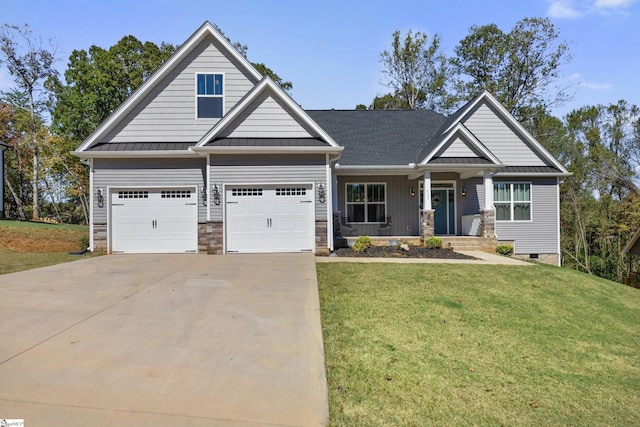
[
  {"xmin": 548, "ymin": 0, "xmax": 637, "ymax": 18},
  {"xmin": 548, "ymin": 0, "xmax": 584, "ymax": 18},
  {"xmin": 594, "ymin": 0, "xmax": 635, "ymax": 8},
  {"xmin": 581, "ymin": 81, "xmax": 612, "ymax": 90},
  {"xmin": 568, "ymin": 72, "xmax": 612, "ymax": 90}
]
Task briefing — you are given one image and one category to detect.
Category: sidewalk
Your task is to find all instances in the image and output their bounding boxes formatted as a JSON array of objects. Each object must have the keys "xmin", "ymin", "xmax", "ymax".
[{"xmin": 316, "ymin": 251, "xmax": 533, "ymax": 266}]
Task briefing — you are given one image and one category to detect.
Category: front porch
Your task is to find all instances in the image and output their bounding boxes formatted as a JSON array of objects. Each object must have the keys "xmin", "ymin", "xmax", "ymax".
[{"xmin": 340, "ymin": 236, "xmax": 503, "ymax": 253}]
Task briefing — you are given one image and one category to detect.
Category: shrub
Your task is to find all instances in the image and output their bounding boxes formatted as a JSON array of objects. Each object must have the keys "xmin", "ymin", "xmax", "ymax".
[
  {"xmin": 352, "ymin": 236, "xmax": 372, "ymax": 253},
  {"xmin": 496, "ymin": 244, "xmax": 514, "ymax": 256},
  {"xmin": 79, "ymin": 235, "xmax": 90, "ymax": 250},
  {"xmin": 424, "ymin": 237, "xmax": 442, "ymax": 249}
]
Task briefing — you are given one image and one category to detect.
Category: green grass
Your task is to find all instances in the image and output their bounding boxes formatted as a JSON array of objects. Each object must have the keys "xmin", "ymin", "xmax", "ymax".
[
  {"xmin": 317, "ymin": 262, "xmax": 640, "ymax": 426},
  {"xmin": 0, "ymin": 247, "xmax": 89, "ymax": 275},
  {"xmin": 0, "ymin": 220, "xmax": 92, "ymax": 274}
]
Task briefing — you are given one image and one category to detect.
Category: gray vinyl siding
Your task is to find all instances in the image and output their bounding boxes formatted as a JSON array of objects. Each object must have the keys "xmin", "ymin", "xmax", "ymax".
[
  {"xmin": 462, "ymin": 178, "xmax": 482, "ymax": 216},
  {"xmin": 434, "ymin": 136, "xmax": 477, "ymax": 157},
  {"xmin": 494, "ymin": 177, "xmax": 558, "ymax": 254},
  {"xmin": 102, "ymin": 34, "xmax": 257, "ymax": 143},
  {"xmin": 462, "ymin": 101, "xmax": 546, "ymax": 166},
  {"xmin": 210, "ymin": 154, "xmax": 328, "ymax": 221},
  {"xmin": 223, "ymin": 91, "xmax": 314, "ymax": 138},
  {"xmin": 92, "ymin": 158, "xmax": 207, "ymax": 223},
  {"xmin": 337, "ymin": 175, "xmax": 421, "ymax": 235}
]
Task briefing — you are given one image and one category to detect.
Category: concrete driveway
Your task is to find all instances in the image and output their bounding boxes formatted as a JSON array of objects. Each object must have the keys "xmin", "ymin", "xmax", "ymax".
[{"xmin": 0, "ymin": 254, "xmax": 327, "ymax": 426}]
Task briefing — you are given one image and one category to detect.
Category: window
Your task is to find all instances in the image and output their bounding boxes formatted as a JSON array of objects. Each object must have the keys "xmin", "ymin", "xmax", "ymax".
[
  {"xmin": 196, "ymin": 73, "xmax": 223, "ymax": 118},
  {"xmin": 494, "ymin": 183, "xmax": 531, "ymax": 221},
  {"xmin": 346, "ymin": 183, "xmax": 386, "ymax": 223}
]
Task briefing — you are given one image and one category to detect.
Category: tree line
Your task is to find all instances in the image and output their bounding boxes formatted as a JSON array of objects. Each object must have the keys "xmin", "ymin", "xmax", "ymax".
[{"xmin": 1, "ymin": 19, "xmax": 638, "ymax": 282}]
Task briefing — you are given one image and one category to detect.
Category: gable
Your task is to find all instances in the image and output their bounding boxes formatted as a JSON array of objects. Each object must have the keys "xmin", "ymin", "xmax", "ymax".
[
  {"xmin": 461, "ymin": 100, "xmax": 547, "ymax": 166},
  {"xmin": 100, "ymin": 34, "xmax": 257, "ymax": 144},
  {"xmin": 434, "ymin": 134, "xmax": 482, "ymax": 158},
  {"xmin": 219, "ymin": 90, "xmax": 314, "ymax": 139}
]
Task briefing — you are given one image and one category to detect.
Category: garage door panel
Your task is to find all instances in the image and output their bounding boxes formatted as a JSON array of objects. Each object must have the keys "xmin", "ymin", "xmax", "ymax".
[
  {"xmin": 226, "ymin": 185, "xmax": 314, "ymax": 253},
  {"xmin": 111, "ymin": 189, "xmax": 197, "ymax": 254}
]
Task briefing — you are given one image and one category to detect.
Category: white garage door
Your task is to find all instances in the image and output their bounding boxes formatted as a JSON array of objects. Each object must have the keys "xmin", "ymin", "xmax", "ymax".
[
  {"xmin": 111, "ymin": 188, "xmax": 198, "ymax": 253},
  {"xmin": 226, "ymin": 185, "xmax": 315, "ymax": 253}
]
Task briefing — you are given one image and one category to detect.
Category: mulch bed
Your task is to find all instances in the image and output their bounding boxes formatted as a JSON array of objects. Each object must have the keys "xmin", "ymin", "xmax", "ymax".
[{"xmin": 333, "ymin": 246, "xmax": 477, "ymax": 259}]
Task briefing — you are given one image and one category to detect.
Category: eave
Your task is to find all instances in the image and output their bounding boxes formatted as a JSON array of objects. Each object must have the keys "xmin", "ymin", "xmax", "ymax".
[
  {"xmin": 190, "ymin": 146, "xmax": 343, "ymax": 155},
  {"xmin": 72, "ymin": 150, "xmax": 199, "ymax": 159}
]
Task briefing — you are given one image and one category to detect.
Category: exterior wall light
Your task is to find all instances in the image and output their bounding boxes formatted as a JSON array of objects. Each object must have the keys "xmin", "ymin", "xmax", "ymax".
[
  {"xmin": 212, "ymin": 184, "xmax": 221, "ymax": 205},
  {"xmin": 317, "ymin": 183, "xmax": 326, "ymax": 204},
  {"xmin": 410, "ymin": 187, "xmax": 416, "ymax": 197},
  {"xmin": 97, "ymin": 188, "xmax": 104, "ymax": 208},
  {"xmin": 461, "ymin": 186, "xmax": 466, "ymax": 197}
]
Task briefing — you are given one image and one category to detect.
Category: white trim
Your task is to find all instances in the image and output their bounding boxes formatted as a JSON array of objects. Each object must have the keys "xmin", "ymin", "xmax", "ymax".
[
  {"xmin": 206, "ymin": 154, "xmax": 211, "ymax": 221},
  {"xmin": 326, "ymin": 154, "xmax": 334, "ymax": 251},
  {"xmin": 444, "ymin": 91, "xmax": 569, "ymax": 175},
  {"xmin": 420, "ymin": 180, "xmax": 457, "ymax": 235},
  {"xmin": 89, "ymin": 159, "xmax": 94, "ymax": 251},
  {"xmin": 484, "ymin": 171, "xmax": 494, "ymax": 211},
  {"xmin": 419, "ymin": 123, "xmax": 502, "ymax": 166},
  {"xmin": 195, "ymin": 78, "xmax": 341, "ymax": 148},
  {"xmin": 493, "ymin": 181, "xmax": 533, "ymax": 223},
  {"xmin": 107, "ymin": 185, "xmax": 199, "ymax": 254},
  {"xmin": 344, "ymin": 182, "xmax": 387, "ymax": 224},
  {"xmin": 190, "ymin": 146, "xmax": 343, "ymax": 155},
  {"xmin": 556, "ymin": 177, "xmax": 561, "ymax": 266},
  {"xmin": 73, "ymin": 150, "xmax": 199, "ymax": 159},
  {"xmin": 194, "ymin": 72, "xmax": 225, "ymax": 120},
  {"xmin": 76, "ymin": 22, "xmax": 261, "ymax": 153}
]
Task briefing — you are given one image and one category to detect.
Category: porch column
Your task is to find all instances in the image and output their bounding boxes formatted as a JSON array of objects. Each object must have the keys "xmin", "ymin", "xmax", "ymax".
[
  {"xmin": 421, "ymin": 171, "xmax": 435, "ymax": 242},
  {"xmin": 481, "ymin": 171, "xmax": 496, "ymax": 238}
]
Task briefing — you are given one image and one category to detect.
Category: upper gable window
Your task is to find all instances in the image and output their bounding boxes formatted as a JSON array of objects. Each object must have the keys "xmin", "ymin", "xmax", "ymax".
[{"xmin": 196, "ymin": 73, "xmax": 223, "ymax": 118}]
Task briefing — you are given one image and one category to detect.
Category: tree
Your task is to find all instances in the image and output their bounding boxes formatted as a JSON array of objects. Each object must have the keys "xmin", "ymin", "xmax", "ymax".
[
  {"xmin": 451, "ymin": 17, "xmax": 571, "ymax": 119},
  {"xmin": 379, "ymin": 29, "xmax": 452, "ymax": 112},
  {"xmin": 0, "ymin": 24, "xmax": 57, "ymax": 220}
]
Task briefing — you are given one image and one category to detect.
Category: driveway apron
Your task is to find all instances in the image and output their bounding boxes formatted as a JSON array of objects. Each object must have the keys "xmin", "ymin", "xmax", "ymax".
[{"xmin": 0, "ymin": 253, "xmax": 328, "ymax": 426}]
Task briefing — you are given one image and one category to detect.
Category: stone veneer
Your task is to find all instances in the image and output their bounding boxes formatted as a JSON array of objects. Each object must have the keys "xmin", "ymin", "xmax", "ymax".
[
  {"xmin": 315, "ymin": 220, "xmax": 329, "ymax": 255},
  {"xmin": 93, "ymin": 223, "xmax": 107, "ymax": 253},
  {"xmin": 480, "ymin": 209, "xmax": 495, "ymax": 238},
  {"xmin": 420, "ymin": 209, "xmax": 435, "ymax": 243},
  {"xmin": 198, "ymin": 221, "xmax": 223, "ymax": 254}
]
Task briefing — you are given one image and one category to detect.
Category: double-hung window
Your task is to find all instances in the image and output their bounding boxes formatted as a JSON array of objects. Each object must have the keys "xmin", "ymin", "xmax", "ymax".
[
  {"xmin": 196, "ymin": 73, "xmax": 223, "ymax": 118},
  {"xmin": 346, "ymin": 183, "xmax": 386, "ymax": 223},
  {"xmin": 494, "ymin": 182, "xmax": 531, "ymax": 221}
]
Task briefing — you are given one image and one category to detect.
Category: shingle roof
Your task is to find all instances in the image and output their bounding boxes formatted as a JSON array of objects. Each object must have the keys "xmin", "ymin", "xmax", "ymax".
[
  {"xmin": 496, "ymin": 166, "xmax": 563, "ymax": 174},
  {"xmin": 306, "ymin": 110, "xmax": 447, "ymax": 165}
]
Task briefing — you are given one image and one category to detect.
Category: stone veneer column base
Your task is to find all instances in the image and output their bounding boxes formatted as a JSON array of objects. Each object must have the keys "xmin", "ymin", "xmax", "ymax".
[
  {"xmin": 420, "ymin": 210, "xmax": 435, "ymax": 244},
  {"xmin": 93, "ymin": 223, "xmax": 107, "ymax": 253},
  {"xmin": 316, "ymin": 220, "xmax": 329, "ymax": 256},
  {"xmin": 480, "ymin": 209, "xmax": 496, "ymax": 238},
  {"xmin": 199, "ymin": 221, "xmax": 223, "ymax": 254}
]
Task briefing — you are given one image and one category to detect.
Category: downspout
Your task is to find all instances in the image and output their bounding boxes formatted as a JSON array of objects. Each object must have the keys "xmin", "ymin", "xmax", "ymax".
[{"xmin": 89, "ymin": 158, "xmax": 94, "ymax": 251}]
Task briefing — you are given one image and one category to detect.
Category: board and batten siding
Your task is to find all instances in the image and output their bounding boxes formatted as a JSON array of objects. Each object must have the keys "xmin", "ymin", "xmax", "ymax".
[
  {"xmin": 462, "ymin": 101, "xmax": 546, "ymax": 166},
  {"xmin": 223, "ymin": 91, "xmax": 314, "ymax": 139},
  {"xmin": 92, "ymin": 158, "xmax": 207, "ymax": 223},
  {"xmin": 101, "ymin": 35, "xmax": 257, "ymax": 143},
  {"xmin": 494, "ymin": 177, "xmax": 558, "ymax": 254},
  {"xmin": 337, "ymin": 175, "xmax": 422, "ymax": 236},
  {"xmin": 210, "ymin": 154, "xmax": 328, "ymax": 221}
]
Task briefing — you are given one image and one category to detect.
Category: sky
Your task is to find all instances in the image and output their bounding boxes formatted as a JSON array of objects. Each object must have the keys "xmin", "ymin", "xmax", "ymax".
[{"xmin": 0, "ymin": 0, "xmax": 638, "ymax": 118}]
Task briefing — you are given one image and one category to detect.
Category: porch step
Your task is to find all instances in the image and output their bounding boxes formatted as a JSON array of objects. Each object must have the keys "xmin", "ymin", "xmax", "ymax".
[{"xmin": 438, "ymin": 237, "xmax": 501, "ymax": 252}]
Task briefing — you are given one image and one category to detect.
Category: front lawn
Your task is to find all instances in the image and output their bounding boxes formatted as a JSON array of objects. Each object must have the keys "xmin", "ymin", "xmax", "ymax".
[
  {"xmin": 0, "ymin": 220, "xmax": 91, "ymax": 274},
  {"xmin": 317, "ymin": 262, "xmax": 640, "ymax": 426}
]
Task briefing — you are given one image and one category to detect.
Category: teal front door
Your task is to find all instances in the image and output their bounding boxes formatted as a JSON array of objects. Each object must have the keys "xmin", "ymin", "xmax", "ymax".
[{"xmin": 431, "ymin": 189, "xmax": 455, "ymax": 235}]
